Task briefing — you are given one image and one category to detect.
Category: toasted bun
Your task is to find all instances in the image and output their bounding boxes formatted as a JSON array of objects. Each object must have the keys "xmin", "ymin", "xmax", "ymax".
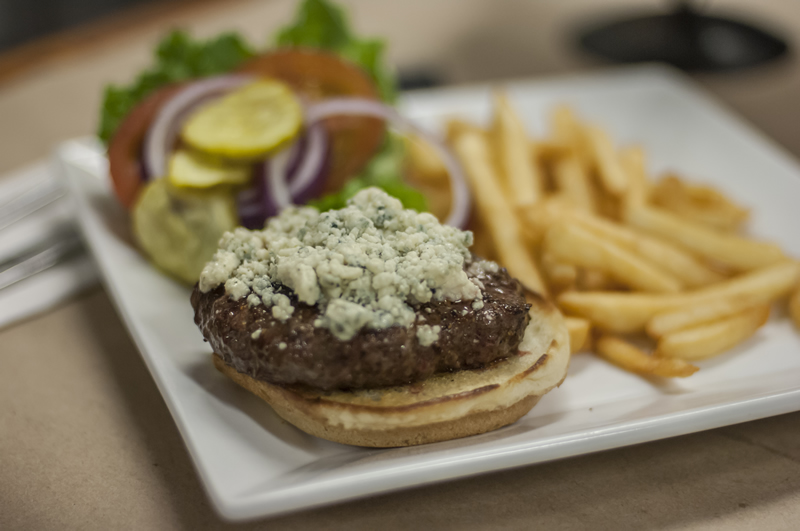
[{"xmin": 213, "ymin": 296, "xmax": 570, "ymax": 447}]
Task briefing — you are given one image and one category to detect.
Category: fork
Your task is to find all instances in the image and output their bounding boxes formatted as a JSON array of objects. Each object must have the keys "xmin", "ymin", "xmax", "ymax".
[{"xmin": 0, "ymin": 176, "xmax": 87, "ymax": 291}]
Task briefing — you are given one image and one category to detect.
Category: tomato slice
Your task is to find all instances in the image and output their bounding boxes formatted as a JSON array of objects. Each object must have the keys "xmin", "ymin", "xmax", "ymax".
[
  {"xmin": 237, "ymin": 49, "xmax": 385, "ymax": 194},
  {"xmin": 107, "ymin": 84, "xmax": 184, "ymax": 209}
]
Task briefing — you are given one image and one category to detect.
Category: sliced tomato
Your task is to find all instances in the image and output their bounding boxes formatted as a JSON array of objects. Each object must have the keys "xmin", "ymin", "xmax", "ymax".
[
  {"xmin": 237, "ymin": 49, "xmax": 385, "ymax": 194},
  {"xmin": 107, "ymin": 84, "xmax": 184, "ymax": 209}
]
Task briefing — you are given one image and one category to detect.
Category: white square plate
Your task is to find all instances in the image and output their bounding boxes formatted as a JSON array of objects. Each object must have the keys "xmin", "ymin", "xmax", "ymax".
[{"xmin": 56, "ymin": 65, "xmax": 800, "ymax": 522}]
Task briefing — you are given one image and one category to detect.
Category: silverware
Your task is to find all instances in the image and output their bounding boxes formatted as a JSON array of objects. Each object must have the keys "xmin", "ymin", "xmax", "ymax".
[
  {"xmin": 0, "ymin": 180, "xmax": 65, "ymax": 232},
  {"xmin": 0, "ymin": 228, "xmax": 85, "ymax": 291}
]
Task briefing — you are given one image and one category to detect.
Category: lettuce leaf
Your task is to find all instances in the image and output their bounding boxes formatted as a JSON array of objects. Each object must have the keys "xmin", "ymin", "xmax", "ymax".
[
  {"xmin": 275, "ymin": 0, "xmax": 396, "ymax": 102},
  {"xmin": 97, "ymin": 30, "xmax": 254, "ymax": 144}
]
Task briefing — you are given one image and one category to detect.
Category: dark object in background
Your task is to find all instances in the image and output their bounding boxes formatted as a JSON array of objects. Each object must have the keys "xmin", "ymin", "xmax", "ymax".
[
  {"xmin": 398, "ymin": 70, "xmax": 443, "ymax": 91},
  {"xmin": 0, "ymin": 0, "xmax": 157, "ymax": 52},
  {"xmin": 577, "ymin": 1, "xmax": 789, "ymax": 72}
]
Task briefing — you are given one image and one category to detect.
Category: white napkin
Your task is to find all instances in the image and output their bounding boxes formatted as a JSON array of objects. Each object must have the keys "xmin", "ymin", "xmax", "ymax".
[{"xmin": 0, "ymin": 161, "xmax": 99, "ymax": 329}]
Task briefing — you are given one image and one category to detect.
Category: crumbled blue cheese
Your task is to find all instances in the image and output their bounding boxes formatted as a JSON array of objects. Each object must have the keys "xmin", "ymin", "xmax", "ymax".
[
  {"xmin": 467, "ymin": 259, "xmax": 499, "ymax": 275},
  {"xmin": 199, "ymin": 188, "xmax": 484, "ymax": 341},
  {"xmin": 416, "ymin": 324, "xmax": 441, "ymax": 347},
  {"xmin": 251, "ymin": 329, "xmax": 262, "ymax": 340}
]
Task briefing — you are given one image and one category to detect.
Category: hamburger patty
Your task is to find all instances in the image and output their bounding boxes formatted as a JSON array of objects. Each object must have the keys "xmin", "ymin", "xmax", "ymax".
[{"xmin": 192, "ymin": 260, "xmax": 531, "ymax": 391}]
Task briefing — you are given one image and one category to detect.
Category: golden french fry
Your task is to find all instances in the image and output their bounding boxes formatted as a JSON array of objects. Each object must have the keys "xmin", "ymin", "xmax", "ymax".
[
  {"xmin": 404, "ymin": 134, "xmax": 448, "ymax": 183},
  {"xmin": 534, "ymin": 140, "xmax": 570, "ymax": 161},
  {"xmin": 585, "ymin": 125, "xmax": 629, "ymax": 196},
  {"xmin": 445, "ymin": 117, "xmax": 483, "ymax": 143},
  {"xmin": 551, "ymin": 105, "xmax": 592, "ymax": 166},
  {"xmin": 624, "ymin": 203, "xmax": 785, "ymax": 271},
  {"xmin": 577, "ymin": 269, "xmax": 615, "ymax": 291},
  {"xmin": 790, "ymin": 285, "xmax": 800, "ymax": 330},
  {"xmin": 620, "ymin": 146, "xmax": 649, "ymax": 206},
  {"xmin": 595, "ymin": 335, "xmax": 699, "ymax": 377},
  {"xmin": 557, "ymin": 260, "xmax": 800, "ymax": 333},
  {"xmin": 594, "ymin": 188, "xmax": 623, "ymax": 221},
  {"xmin": 453, "ymin": 129, "xmax": 547, "ymax": 296},
  {"xmin": 540, "ymin": 251, "xmax": 578, "ymax": 294},
  {"xmin": 555, "ymin": 207, "xmax": 724, "ymax": 287},
  {"xmin": 552, "ymin": 154, "xmax": 596, "ymax": 213},
  {"xmin": 652, "ymin": 175, "xmax": 749, "ymax": 231},
  {"xmin": 656, "ymin": 305, "xmax": 769, "ymax": 361},
  {"xmin": 544, "ymin": 221, "xmax": 682, "ymax": 293},
  {"xmin": 565, "ymin": 316, "xmax": 591, "ymax": 353},
  {"xmin": 647, "ymin": 294, "xmax": 765, "ymax": 338},
  {"xmin": 551, "ymin": 105, "xmax": 580, "ymax": 144},
  {"xmin": 492, "ymin": 92, "xmax": 543, "ymax": 208}
]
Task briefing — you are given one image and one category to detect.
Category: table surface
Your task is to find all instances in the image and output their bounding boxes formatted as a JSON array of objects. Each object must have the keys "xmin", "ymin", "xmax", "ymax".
[{"xmin": 2, "ymin": 0, "xmax": 799, "ymax": 529}]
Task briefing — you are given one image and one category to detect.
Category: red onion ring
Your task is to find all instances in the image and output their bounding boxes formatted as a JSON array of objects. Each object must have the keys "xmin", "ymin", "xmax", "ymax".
[
  {"xmin": 269, "ymin": 98, "xmax": 472, "ymax": 229},
  {"xmin": 142, "ymin": 75, "xmax": 255, "ymax": 180},
  {"xmin": 288, "ymin": 122, "xmax": 327, "ymax": 198}
]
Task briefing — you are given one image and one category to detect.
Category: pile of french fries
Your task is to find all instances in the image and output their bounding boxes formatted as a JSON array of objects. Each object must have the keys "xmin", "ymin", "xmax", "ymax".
[{"xmin": 406, "ymin": 93, "xmax": 800, "ymax": 378}]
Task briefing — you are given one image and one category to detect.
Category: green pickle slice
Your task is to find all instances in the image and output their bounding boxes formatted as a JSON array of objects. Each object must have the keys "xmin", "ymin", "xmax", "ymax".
[
  {"xmin": 132, "ymin": 178, "xmax": 238, "ymax": 284},
  {"xmin": 168, "ymin": 149, "xmax": 252, "ymax": 189},
  {"xmin": 181, "ymin": 79, "xmax": 303, "ymax": 159}
]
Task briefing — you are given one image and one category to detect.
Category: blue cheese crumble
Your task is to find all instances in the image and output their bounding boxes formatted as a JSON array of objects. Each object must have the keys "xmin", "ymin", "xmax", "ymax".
[
  {"xmin": 416, "ymin": 324, "xmax": 442, "ymax": 347},
  {"xmin": 199, "ymin": 188, "xmax": 483, "ymax": 342}
]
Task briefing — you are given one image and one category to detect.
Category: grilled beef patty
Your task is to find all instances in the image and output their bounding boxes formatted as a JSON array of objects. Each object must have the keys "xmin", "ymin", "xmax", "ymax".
[{"xmin": 192, "ymin": 260, "xmax": 531, "ymax": 391}]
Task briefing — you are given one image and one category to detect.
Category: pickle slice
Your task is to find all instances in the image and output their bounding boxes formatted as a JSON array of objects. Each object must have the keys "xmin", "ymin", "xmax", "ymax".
[
  {"xmin": 181, "ymin": 79, "xmax": 303, "ymax": 159},
  {"xmin": 168, "ymin": 149, "xmax": 252, "ymax": 189},
  {"xmin": 132, "ymin": 178, "xmax": 238, "ymax": 284}
]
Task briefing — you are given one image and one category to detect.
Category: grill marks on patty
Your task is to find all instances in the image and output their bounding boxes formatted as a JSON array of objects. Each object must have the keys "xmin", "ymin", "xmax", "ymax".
[{"xmin": 192, "ymin": 259, "xmax": 531, "ymax": 391}]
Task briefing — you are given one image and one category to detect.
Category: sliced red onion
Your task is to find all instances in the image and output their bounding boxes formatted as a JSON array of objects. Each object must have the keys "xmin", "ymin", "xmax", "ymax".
[
  {"xmin": 267, "ymin": 146, "xmax": 293, "ymax": 212},
  {"xmin": 236, "ymin": 125, "xmax": 330, "ymax": 227},
  {"xmin": 288, "ymin": 122, "xmax": 328, "ymax": 199},
  {"xmin": 143, "ymin": 74, "xmax": 255, "ymax": 180},
  {"xmin": 270, "ymin": 97, "xmax": 471, "ymax": 229}
]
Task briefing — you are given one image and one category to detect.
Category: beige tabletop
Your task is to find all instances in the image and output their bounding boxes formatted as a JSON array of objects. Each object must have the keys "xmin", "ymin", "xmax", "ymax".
[{"xmin": 2, "ymin": 0, "xmax": 800, "ymax": 529}]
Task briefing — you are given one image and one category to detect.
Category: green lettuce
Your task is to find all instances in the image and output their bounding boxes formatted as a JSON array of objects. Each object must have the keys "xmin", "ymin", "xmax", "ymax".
[{"xmin": 275, "ymin": 0, "xmax": 396, "ymax": 102}]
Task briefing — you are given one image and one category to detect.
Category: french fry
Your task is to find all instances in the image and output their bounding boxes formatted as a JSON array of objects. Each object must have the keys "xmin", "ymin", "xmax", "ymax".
[
  {"xmin": 551, "ymin": 105, "xmax": 592, "ymax": 166},
  {"xmin": 585, "ymin": 125, "xmax": 629, "ymax": 195},
  {"xmin": 453, "ymin": 129, "xmax": 548, "ymax": 295},
  {"xmin": 404, "ymin": 134, "xmax": 448, "ymax": 183},
  {"xmin": 652, "ymin": 175, "xmax": 749, "ymax": 231},
  {"xmin": 595, "ymin": 335, "xmax": 699, "ymax": 377},
  {"xmin": 647, "ymin": 294, "xmax": 765, "ymax": 338},
  {"xmin": 620, "ymin": 146, "xmax": 649, "ymax": 206},
  {"xmin": 445, "ymin": 117, "xmax": 484, "ymax": 143},
  {"xmin": 551, "ymin": 105, "xmax": 581, "ymax": 144},
  {"xmin": 544, "ymin": 221, "xmax": 682, "ymax": 293},
  {"xmin": 655, "ymin": 305, "xmax": 769, "ymax": 361},
  {"xmin": 556, "ymin": 207, "xmax": 724, "ymax": 287},
  {"xmin": 492, "ymin": 92, "xmax": 543, "ymax": 208},
  {"xmin": 557, "ymin": 260, "xmax": 800, "ymax": 333},
  {"xmin": 576, "ymin": 269, "xmax": 615, "ymax": 291},
  {"xmin": 565, "ymin": 316, "xmax": 591, "ymax": 353},
  {"xmin": 540, "ymin": 251, "xmax": 578, "ymax": 294},
  {"xmin": 594, "ymin": 186, "xmax": 623, "ymax": 221},
  {"xmin": 624, "ymin": 203, "xmax": 785, "ymax": 271},
  {"xmin": 790, "ymin": 285, "xmax": 800, "ymax": 330},
  {"xmin": 535, "ymin": 140, "xmax": 570, "ymax": 162},
  {"xmin": 552, "ymin": 154, "xmax": 596, "ymax": 213}
]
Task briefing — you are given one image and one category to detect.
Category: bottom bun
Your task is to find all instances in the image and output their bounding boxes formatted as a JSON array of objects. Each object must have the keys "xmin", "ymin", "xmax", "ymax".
[{"xmin": 213, "ymin": 296, "xmax": 570, "ymax": 447}]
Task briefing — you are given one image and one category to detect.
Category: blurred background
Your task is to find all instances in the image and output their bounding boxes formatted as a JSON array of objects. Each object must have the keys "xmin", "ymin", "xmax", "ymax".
[{"xmin": 0, "ymin": 0, "xmax": 797, "ymax": 172}]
